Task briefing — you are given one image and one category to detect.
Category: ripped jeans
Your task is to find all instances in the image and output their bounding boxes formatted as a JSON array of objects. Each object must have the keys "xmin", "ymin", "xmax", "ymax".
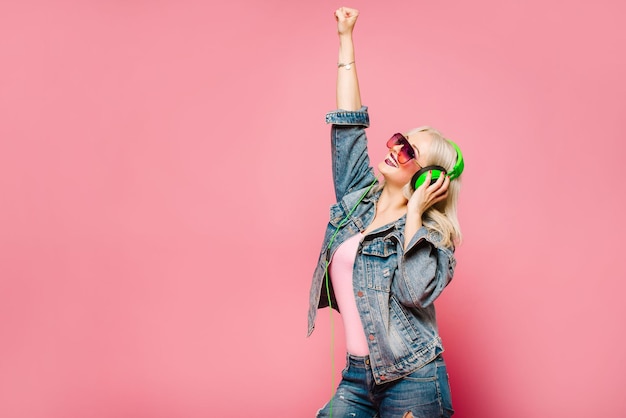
[{"xmin": 316, "ymin": 354, "xmax": 454, "ymax": 418}]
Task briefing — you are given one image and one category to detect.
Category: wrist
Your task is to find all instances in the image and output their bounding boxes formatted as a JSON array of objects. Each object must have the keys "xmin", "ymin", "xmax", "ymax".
[
  {"xmin": 338, "ymin": 32, "xmax": 354, "ymax": 41},
  {"xmin": 406, "ymin": 210, "xmax": 423, "ymax": 223},
  {"xmin": 337, "ymin": 61, "xmax": 355, "ymax": 70}
]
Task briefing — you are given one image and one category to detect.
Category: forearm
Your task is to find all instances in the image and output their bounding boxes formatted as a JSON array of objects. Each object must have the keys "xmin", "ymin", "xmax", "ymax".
[
  {"xmin": 404, "ymin": 212, "xmax": 423, "ymax": 248},
  {"xmin": 396, "ymin": 231, "xmax": 456, "ymax": 308},
  {"xmin": 336, "ymin": 34, "xmax": 362, "ymax": 110}
]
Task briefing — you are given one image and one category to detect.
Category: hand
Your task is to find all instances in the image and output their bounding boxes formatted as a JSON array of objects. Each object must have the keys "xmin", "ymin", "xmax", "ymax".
[
  {"xmin": 407, "ymin": 171, "xmax": 450, "ymax": 217},
  {"xmin": 335, "ymin": 7, "xmax": 359, "ymax": 36}
]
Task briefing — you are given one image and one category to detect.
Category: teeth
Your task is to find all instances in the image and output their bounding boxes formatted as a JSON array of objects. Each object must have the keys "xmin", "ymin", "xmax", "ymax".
[{"xmin": 385, "ymin": 156, "xmax": 398, "ymax": 167}]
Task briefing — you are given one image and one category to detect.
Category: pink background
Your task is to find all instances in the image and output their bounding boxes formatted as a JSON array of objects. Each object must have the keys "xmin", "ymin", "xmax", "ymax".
[{"xmin": 1, "ymin": 0, "xmax": 625, "ymax": 417}]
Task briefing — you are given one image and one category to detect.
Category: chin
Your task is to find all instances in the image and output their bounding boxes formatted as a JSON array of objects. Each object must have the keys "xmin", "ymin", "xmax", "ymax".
[{"xmin": 377, "ymin": 161, "xmax": 394, "ymax": 174}]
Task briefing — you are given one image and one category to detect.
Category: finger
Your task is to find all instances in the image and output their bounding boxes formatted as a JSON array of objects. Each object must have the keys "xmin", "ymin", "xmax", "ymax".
[
  {"xmin": 417, "ymin": 170, "xmax": 433, "ymax": 191},
  {"xmin": 431, "ymin": 191, "xmax": 449, "ymax": 206},
  {"xmin": 430, "ymin": 180, "xmax": 449, "ymax": 199},
  {"xmin": 337, "ymin": 7, "xmax": 350, "ymax": 18},
  {"xmin": 436, "ymin": 176, "xmax": 451, "ymax": 196},
  {"xmin": 428, "ymin": 172, "xmax": 448, "ymax": 192},
  {"xmin": 434, "ymin": 171, "xmax": 446, "ymax": 186},
  {"xmin": 339, "ymin": 7, "xmax": 359, "ymax": 21},
  {"xmin": 438, "ymin": 175, "xmax": 450, "ymax": 192},
  {"xmin": 436, "ymin": 176, "xmax": 450, "ymax": 200},
  {"xmin": 425, "ymin": 179, "xmax": 448, "ymax": 204}
]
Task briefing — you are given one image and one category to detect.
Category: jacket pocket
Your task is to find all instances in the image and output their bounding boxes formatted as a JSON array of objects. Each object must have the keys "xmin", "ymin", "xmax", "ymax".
[
  {"xmin": 361, "ymin": 238, "xmax": 398, "ymax": 292},
  {"xmin": 389, "ymin": 295, "xmax": 421, "ymax": 342},
  {"xmin": 328, "ymin": 203, "xmax": 347, "ymax": 228}
]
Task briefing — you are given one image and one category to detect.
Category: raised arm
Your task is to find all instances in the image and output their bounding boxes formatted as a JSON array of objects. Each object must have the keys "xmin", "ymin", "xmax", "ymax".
[{"xmin": 335, "ymin": 7, "xmax": 362, "ymax": 110}]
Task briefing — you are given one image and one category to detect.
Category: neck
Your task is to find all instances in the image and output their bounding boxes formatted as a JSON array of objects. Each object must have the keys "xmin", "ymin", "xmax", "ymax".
[{"xmin": 377, "ymin": 184, "xmax": 408, "ymax": 213}]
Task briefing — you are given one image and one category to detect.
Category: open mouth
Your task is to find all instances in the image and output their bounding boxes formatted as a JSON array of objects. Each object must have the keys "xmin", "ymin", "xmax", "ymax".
[{"xmin": 384, "ymin": 153, "xmax": 399, "ymax": 168}]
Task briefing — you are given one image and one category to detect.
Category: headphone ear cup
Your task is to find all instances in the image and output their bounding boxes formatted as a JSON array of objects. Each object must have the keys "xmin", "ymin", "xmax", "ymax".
[
  {"xmin": 411, "ymin": 166, "xmax": 446, "ymax": 190},
  {"xmin": 411, "ymin": 169, "xmax": 429, "ymax": 190}
]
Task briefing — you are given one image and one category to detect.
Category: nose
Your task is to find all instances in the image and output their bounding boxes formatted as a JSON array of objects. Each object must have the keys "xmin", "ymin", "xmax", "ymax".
[{"xmin": 391, "ymin": 143, "xmax": 403, "ymax": 153}]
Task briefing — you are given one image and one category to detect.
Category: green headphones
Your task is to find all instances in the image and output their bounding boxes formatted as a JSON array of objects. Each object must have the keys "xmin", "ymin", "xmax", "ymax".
[{"xmin": 411, "ymin": 140, "xmax": 465, "ymax": 190}]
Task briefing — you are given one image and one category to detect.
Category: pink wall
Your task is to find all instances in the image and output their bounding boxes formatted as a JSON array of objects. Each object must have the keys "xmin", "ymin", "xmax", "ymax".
[{"xmin": 1, "ymin": 1, "xmax": 625, "ymax": 416}]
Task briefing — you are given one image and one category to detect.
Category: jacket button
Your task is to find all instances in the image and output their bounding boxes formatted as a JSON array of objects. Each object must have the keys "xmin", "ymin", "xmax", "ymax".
[
  {"xmin": 380, "ymin": 375, "xmax": 387, "ymax": 381},
  {"xmin": 369, "ymin": 334, "xmax": 375, "ymax": 341},
  {"xmin": 357, "ymin": 291, "xmax": 364, "ymax": 297}
]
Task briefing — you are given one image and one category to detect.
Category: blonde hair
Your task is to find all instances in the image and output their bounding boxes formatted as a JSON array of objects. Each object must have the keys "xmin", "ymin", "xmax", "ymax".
[{"xmin": 404, "ymin": 126, "xmax": 462, "ymax": 248}]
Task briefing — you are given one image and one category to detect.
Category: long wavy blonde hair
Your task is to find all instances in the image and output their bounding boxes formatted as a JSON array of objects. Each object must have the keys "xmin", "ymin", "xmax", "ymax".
[{"xmin": 403, "ymin": 126, "xmax": 462, "ymax": 248}]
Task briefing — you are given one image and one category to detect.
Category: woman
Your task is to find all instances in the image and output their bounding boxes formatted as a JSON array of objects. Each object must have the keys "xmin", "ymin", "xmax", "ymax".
[{"xmin": 307, "ymin": 7, "xmax": 463, "ymax": 418}]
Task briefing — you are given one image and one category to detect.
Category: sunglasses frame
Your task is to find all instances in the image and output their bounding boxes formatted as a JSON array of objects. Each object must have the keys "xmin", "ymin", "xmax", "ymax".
[{"xmin": 386, "ymin": 133, "xmax": 417, "ymax": 164}]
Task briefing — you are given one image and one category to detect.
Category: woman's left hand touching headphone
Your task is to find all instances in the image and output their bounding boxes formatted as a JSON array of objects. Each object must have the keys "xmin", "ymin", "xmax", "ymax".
[
  {"xmin": 404, "ymin": 171, "xmax": 449, "ymax": 247},
  {"xmin": 407, "ymin": 171, "xmax": 450, "ymax": 218}
]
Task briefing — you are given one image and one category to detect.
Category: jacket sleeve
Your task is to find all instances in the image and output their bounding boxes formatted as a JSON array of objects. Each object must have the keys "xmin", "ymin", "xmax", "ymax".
[
  {"xmin": 325, "ymin": 106, "xmax": 377, "ymax": 202},
  {"xmin": 392, "ymin": 227, "xmax": 456, "ymax": 308}
]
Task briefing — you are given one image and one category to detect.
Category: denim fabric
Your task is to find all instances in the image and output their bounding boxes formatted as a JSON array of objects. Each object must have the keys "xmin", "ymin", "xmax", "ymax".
[
  {"xmin": 307, "ymin": 107, "xmax": 457, "ymax": 385},
  {"xmin": 316, "ymin": 354, "xmax": 454, "ymax": 418}
]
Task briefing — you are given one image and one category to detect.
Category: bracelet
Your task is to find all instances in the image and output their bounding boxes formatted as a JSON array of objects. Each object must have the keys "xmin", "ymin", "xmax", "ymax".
[{"xmin": 337, "ymin": 61, "xmax": 355, "ymax": 70}]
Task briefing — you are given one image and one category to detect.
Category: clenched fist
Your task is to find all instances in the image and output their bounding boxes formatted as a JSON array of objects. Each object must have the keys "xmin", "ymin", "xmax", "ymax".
[{"xmin": 335, "ymin": 7, "xmax": 359, "ymax": 36}]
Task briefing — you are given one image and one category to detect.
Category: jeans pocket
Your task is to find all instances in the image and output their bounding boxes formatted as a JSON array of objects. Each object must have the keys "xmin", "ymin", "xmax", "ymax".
[
  {"xmin": 403, "ymin": 360, "xmax": 438, "ymax": 382},
  {"xmin": 392, "ymin": 363, "xmax": 439, "ymax": 409},
  {"xmin": 435, "ymin": 360, "xmax": 454, "ymax": 416}
]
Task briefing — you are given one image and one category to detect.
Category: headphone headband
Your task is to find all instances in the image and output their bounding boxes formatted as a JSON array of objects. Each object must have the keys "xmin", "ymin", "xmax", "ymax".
[{"xmin": 446, "ymin": 140, "xmax": 464, "ymax": 180}]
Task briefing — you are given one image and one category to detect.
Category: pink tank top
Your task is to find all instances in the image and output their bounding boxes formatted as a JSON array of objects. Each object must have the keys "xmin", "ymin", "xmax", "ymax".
[{"xmin": 329, "ymin": 233, "xmax": 370, "ymax": 356}]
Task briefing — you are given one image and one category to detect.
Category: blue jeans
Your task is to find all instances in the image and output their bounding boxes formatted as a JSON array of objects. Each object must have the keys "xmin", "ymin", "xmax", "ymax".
[{"xmin": 316, "ymin": 354, "xmax": 454, "ymax": 418}]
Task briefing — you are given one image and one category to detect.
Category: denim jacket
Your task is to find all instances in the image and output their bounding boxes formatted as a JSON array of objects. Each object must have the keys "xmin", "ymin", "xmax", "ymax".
[{"xmin": 307, "ymin": 106, "xmax": 457, "ymax": 384}]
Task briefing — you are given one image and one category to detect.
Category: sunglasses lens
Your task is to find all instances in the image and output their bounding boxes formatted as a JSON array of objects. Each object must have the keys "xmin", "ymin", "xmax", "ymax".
[
  {"xmin": 397, "ymin": 150, "xmax": 411, "ymax": 164},
  {"xmin": 386, "ymin": 133, "xmax": 403, "ymax": 147},
  {"xmin": 387, "ymin": 133, "xmax": 415, "ymax": 164}
]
